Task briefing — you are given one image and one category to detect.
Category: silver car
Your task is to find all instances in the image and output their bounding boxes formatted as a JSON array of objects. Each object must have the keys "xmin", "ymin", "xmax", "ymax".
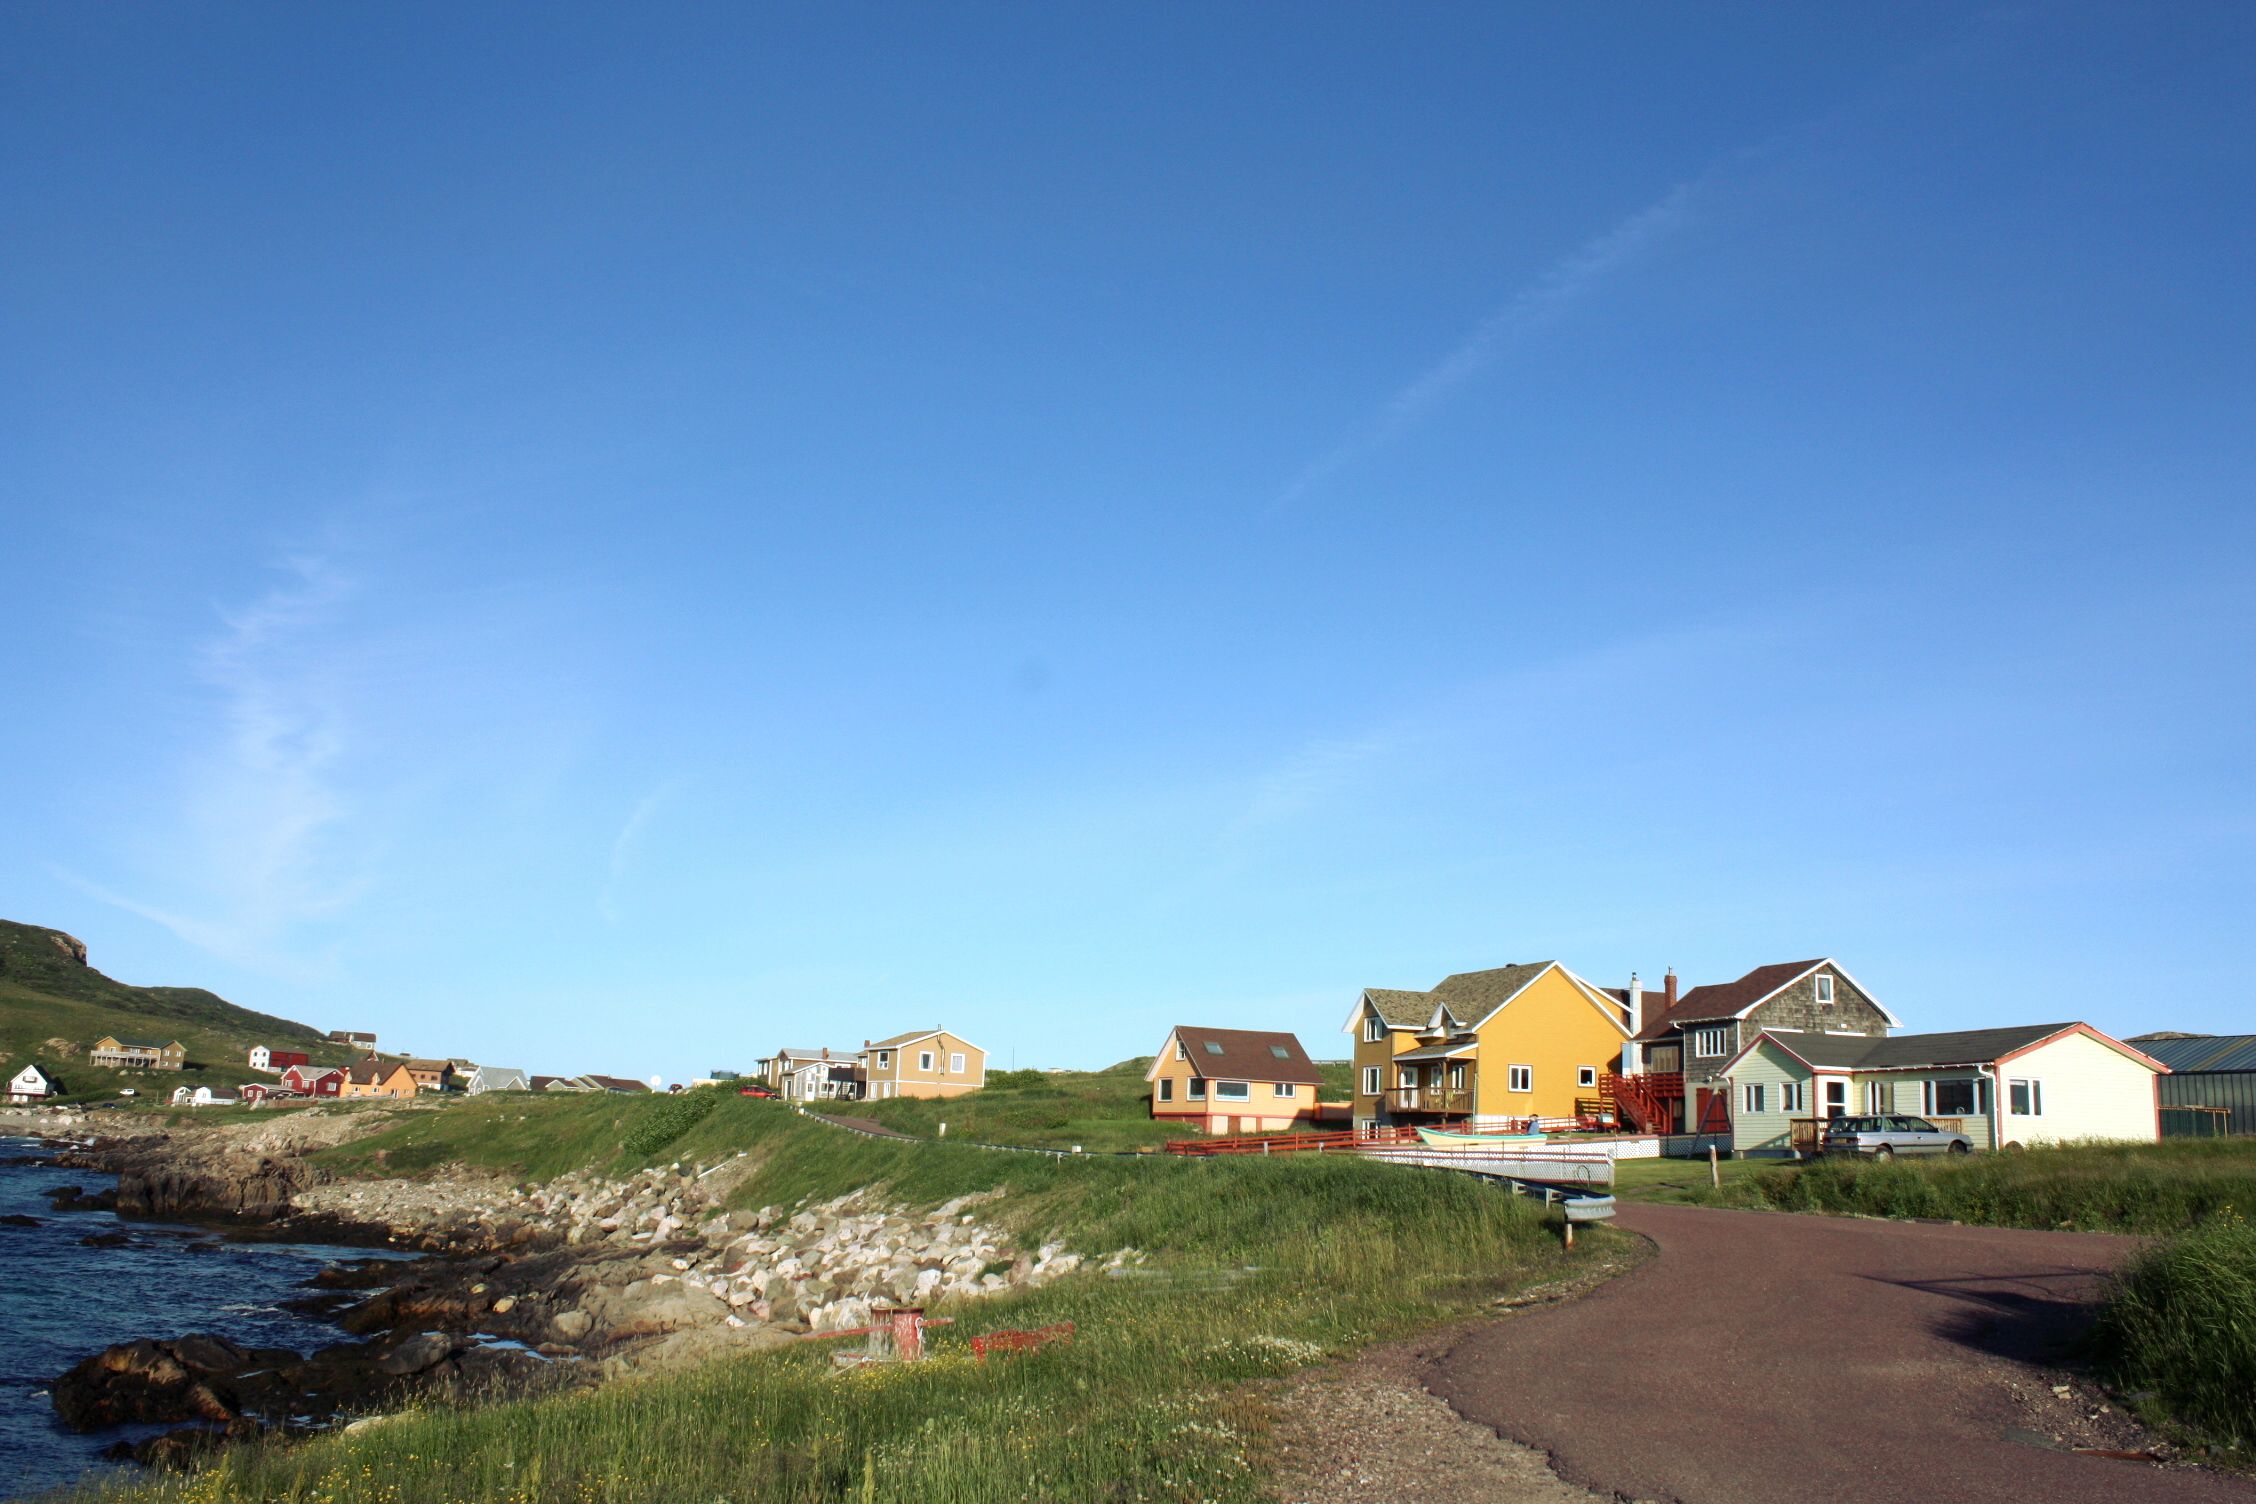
[{"xmin": 1820, "ymin": 1114, "xmax": 1973, "ymax": 1159}]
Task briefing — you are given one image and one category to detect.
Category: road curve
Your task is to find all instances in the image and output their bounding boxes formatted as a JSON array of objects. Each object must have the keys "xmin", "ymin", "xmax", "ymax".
[{"xmin": 1428, "ymin": 1202, "xmax": 2252, "ymax": 1504}]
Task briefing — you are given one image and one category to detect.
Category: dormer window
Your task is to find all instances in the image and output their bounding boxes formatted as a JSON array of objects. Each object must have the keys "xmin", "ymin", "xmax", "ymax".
[{"xmin": 1815, "ymin": 976, "xmax": 1835, "ymax": 1006}]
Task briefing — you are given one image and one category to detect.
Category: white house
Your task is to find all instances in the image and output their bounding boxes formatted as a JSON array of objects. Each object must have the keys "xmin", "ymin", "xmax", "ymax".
[
  {"xmin": 1718, "ymin": 1022, "xmax": 2165, "ymax": 1156},
  {"xmin": 466, "ymin": 1065, "xmax": 530, "ymax": 1093},
  {"xmin": 757, "ymin": 1048, "xmax": 865, "ymax": 1102},
  {"xmin": 8, "ymin": 1064, "xmax": 57, "ymax": 1104},
  {"xmin": 169, "ymin": 1085, "xmax": 241, "ymax": 1107}
]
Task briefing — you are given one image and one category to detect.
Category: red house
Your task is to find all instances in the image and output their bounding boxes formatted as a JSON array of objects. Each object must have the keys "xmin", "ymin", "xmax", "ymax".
[{"xmin": 279, "ymin": 1064, "xmax": 345, "ymax": 1098}]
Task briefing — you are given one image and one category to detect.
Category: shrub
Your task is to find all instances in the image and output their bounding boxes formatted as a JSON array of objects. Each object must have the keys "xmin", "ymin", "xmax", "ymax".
[
  {"xmin": 2089, "ymin": 1217, "xmax": 2256, "ymax": 1446},
  {"xmin": 619, "ymin": 1089, "xmax": 723, "ymax": 1157}
]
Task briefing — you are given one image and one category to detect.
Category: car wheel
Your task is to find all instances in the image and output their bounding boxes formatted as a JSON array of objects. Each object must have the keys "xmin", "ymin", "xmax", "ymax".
[
  {"xmin": 1947, "ymin": 1141, "xmax": 1970, "ymax": 1155},
  {"xmin": 1872, "ymin": 1144, "xmax": 1894, "ymax": 1161}
]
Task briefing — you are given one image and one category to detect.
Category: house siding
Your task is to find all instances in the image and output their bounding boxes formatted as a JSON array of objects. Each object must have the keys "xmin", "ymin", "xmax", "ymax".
[
  {"xmin": 1998, "ymin": 1032, "xmax": 2159, "ymax": 1146},
  {"xmin": 2159, "ymin": 1071, "xmax": 2256, "ymax": 1137},
  {"xmin": 1727, "ymin": 1040, "xmax": 1810, "ymax": 1153},
  {"xmin": 1467, "ymin": 969, "xmax": 1623, "ymax": 1122},
  {"xmin": 1745, "ymin": 967, "xmax": 1890, "ymax": 1037}
]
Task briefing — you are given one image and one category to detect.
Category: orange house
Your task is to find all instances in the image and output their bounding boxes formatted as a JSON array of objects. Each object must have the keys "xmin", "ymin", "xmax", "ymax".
[
  {"xmin": 340, "ymin": 1057, "xmax": 417, "ymax": 1100},
  {"xmin": 1146, "ymin": 1026, "xmax": 1325, "ymax": 1136}
]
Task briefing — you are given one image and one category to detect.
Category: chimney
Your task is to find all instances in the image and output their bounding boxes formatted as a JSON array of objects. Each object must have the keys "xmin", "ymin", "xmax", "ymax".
[
  {"xmin": 1665, "ymin": 969, "xmax": 1678, "ymax": 1008},
  {"xmin": 1626, "ymin": 972, "xmax": 1642, "ymax": 1031}
]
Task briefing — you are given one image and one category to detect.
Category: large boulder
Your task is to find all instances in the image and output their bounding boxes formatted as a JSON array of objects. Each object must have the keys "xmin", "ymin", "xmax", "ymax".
[
  {"xmin": 377, "ymin": 1333, "xmax": 456, "ymax": 1376},
  {"xmin": 578, "ymin": 1278, "xmax": 730, "ymax": 1338}
]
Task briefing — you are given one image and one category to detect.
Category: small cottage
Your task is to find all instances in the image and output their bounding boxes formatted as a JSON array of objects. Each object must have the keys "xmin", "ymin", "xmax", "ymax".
[
  {"xmin": 279, "ymin": 1064, "xmax": 345, "ymax": 1098},
  {"xmin": 466, "ymin": 1065, "xmax": 530, "ymax": 1093},
  {"xmin": 340, "ymin": 1058, "xmax": 417, "ymax": 1100},
  {"xmin": 247, "ymin": 1046, "xmax": 310, "ymax": 1074},
  {"xmin": 1147, "ymin": 1027, "xmax": 1325, "ymax": 1135},
  {"xmin": 8, "ymin": 1063, "xmax": 57, "ymax": 1104}
]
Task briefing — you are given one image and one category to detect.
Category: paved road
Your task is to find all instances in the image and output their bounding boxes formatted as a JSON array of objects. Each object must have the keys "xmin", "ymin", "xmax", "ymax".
[{"xmin": 1430, "ymin": 1203, "xmax": 2253, "ymax": 1504}]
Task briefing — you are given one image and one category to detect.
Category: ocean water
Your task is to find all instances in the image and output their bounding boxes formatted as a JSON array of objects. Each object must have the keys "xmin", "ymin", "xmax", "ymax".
[{"xmin": 0, "ymin": 1135, "xmax": 416, "ymax": 1498}]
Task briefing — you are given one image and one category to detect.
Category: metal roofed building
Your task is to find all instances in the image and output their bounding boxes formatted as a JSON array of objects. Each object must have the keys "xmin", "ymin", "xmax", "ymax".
[{"xmin": 2129, "ymin": 1033, "xmax": 2256, "ymax": 1136}]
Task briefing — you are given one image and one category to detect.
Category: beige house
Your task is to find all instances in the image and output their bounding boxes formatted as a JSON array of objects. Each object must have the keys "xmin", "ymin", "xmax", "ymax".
[
  {"xmin": 860, "ymin": 1030, "xmax": 986, "ymax": 1099},
  {"xmin": 90, "ymin": 1037, "xmax": 186, "ymax": 1071}
]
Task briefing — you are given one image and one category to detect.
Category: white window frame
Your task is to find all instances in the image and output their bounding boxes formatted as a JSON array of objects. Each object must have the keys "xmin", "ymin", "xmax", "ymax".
[
  {"xmin": 1779, "ymin": 1081, "xmax": 1805, "ymax": 1113},
  {"xmin": 876, "ymin": 1052, "xmax": 892, "ymax": 1070},
  {"xmin": 1157, "ymin": 1077, "xmax": 1173, "ymax": 1102},
  {"xmin": 1865, "ymin": 1080, "xmax": 1892, "ymax": 1114},
  {"xmin": 1447, "ymin": 1062, "xmax": 1466, "ymax": 1090},
  {"xmin": 1506, "ymin": 1064, "xmax": 1533, "ymax": 1093},
  {"xmin": 1175, "ymin": 1041, "xmax": 1186, "ymax": 1061},
  {"xmin": 1273, "ymin": 1081, "xmax": 1295, "ymax": 1097},
  {"xmin": 1188, "ymin": 1077, "xmax": 1207, "ymax": 1099},
  {"xmin": 1576, "ymin": 1066, "xmax": 1598, "ymax": 1089},
  {"xmin": 918, "ymin": 1051, "xmax": 935, "ymax": 1072},
  {"xmin": 949, "ymin": 1052, "xmax": 966, "ymax": 1074},
  {"xmin": 1364, "ymin": 1016, "xmax": 1385, "ymax": 1042},
  {"xmin": 1397, "ymin": 1066, "xmax": 1417, "ymax": 1090},
  {"xmin": 1743, "ymin": 1082, "xmax": 1766, "ymax": 1114},
  {"xmin": 1690, "ymin": 1027, "xmax": 1729, "ymax": 1058},
  {"xmin": 1815, "ymin": 975, "xmax": 1835, "ymax": 1005},
  {"xmin": 1214, "ymin": 1080, "xmax": 1250, "ymax": 1101},
  {"xmin": 1361, "ymin": 1066, "xmax": 1380, "ymax": 1096},
  {"xmin": 2008, "ymin": 1078, "xmax": 2043, "ymax": 1116}
]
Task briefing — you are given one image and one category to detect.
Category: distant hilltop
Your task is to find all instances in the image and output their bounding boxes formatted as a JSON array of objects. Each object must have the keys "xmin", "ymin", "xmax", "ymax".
[{"xmin": 0, "ymin": 919, "xmax": 354, "ymax": 1097}]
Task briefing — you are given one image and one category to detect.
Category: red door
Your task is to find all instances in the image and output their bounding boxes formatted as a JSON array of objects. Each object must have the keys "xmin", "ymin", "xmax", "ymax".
[{"xmin": 1694, "ymin": 1088, "xmax": 1732, "ymax": 1134}]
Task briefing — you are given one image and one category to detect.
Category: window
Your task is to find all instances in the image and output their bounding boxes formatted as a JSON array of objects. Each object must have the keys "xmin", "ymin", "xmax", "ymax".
[
  {"xmin": 949, "ymin": 1052, "xmax": 966, "ymax": 1074},
  {"xmin": 876, "ymin": 1052, "xmax": 892, "ymax": 1070},
  {"xmin": 1398, "ymin": 1067, "xmax": 1417, "ymax": 1090},
  {"xmin": 1779, "ymin": 1082, "xmax": 1805, "ymax": 1113},
  {"xmin": 1744, "ymin": 1083, "xmax": 1767, "ymax": 1114},
  {"xmin": 1507, "ymin": 1065, "xmax": 1533, "ymax": 1093},
  {"xmin": 1188, "ymin": 1078, "xmax": 1207, "ymax": 1099},
  {"xmin": 1865, "ymin": 1080, "xmax": 1893, "ymax": 1114},
  {"xmin": 1815, "ymin": 975, "xmax": 1835, "ymax": 1005},
  {"xmin": 1691, "ymin": 1027, "xmax": 1729, "ymax": 1058},
  {"xmin": 1576, "ymin": 1066, "xmax": 1598, "ymax": 1089},
  {"xmin": 1175, "ymin": 1041, "xmax": 1186, "ymax": 1061},
  {"xmin": 1448, "ymin": 1063, "xmax": 1466, "ymax": 1090},
  {"xmin": 1364, "ymin": 1017, "xmax": 1385, "ymax": 1043},
  {"xmin": 1204, "ymin": 1041, "xmax": 1226, "ymax": 1056},
  {"xmin": 1157, "ymin": 1078, "xmax": 1173, "ymax": 1102},
  {"xmin": 918, "ymin": 1051, "xmax": 935, "ymax": 1071},
  {"xmin": 2008, "ymin": 1079, "xmax": 2043, "ymax": 1116},
  {"xmin": 1215, "ymin": 1080, "xmax": 1249, "ymax": 1100},
  {"xmin": 1361, "ymin": 1065, "xmax": 1380, "ymax": 1096},
  {"xmin": 1269, "ymin": 1045, "xmax": 1291, "ymax": 1059},
  {"xmin": 1926, "ymin": 1079, "xmax": 1981, "ymax": 1117},
  {"xmin": 1273, "ymin": 1082, "xmax": 1295, "ymax": 1097}
]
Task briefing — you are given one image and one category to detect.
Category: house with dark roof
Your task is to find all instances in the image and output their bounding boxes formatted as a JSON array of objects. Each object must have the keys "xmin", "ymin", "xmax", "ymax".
[
  {"xmin": 340, "ymin": 1058, "xmax": 417, "ymax": 1100},
  {"xmin": 8, "ymin": 1062, "xmax": 58, "ymax": 1103},
  {"xmin": 859, "ymin": 1031, "xmax": 987, "ymax": 1100},
  {"xmin": 1619, "ymin": 959, "xmax": 1897, "ymax": 1135},
  {"xmin": 1344, "ymin": 962, "xmax": 1633, "ymax": 1133},
  {"xmin": 2129, "ymin": 1034, "xmax": 2256, "ymax": 1137},
  {"xmin": 1146, "ymin": 1027, "xmax": 1326, "ymax": 1135},
  {"xmin": 279, "ymin": 1063, "xmax": 345, "ymax": 1098},
  {"xmin": 758, "ymin": 1047, "xmax": 867, "ymax": 1102},
  {"xmin": 1715, "ymin": 1022, "xmax": 2165, "ymax": 1156}
]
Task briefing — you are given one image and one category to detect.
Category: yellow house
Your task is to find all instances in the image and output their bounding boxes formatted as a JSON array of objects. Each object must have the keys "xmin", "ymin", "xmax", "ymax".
[
  {"xmin": 859, "ymin": 1030, "xmax": 987, "ymax": 1099},
  {"xmin": 1344, "ymin": 962, "xmax": 1631, "ymax": 1133}
]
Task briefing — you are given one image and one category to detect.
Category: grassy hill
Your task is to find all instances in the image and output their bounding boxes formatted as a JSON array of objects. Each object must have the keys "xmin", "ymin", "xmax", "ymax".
[{"xmin": 0, "ymin": 919, "xmax": 358, "ymax": 1103}]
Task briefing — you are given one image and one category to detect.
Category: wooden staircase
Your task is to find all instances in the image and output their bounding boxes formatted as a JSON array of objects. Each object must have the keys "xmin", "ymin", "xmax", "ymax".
[{"xmin": 1602, "ymin": 1071, "xmax": 1682, "ymax": 1134}]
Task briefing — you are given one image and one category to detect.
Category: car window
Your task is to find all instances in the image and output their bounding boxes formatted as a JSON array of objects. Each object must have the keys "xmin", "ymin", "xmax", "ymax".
[{"xmin": 1900, "ymin": 1118, "xmax": 1937, "ymax": 1132}]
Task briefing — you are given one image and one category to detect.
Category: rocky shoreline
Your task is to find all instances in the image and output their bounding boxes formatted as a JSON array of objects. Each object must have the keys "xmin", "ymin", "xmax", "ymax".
[{"xmin": 27, "ymin": 1110, "xmax": 1114, "ymax": 1468}]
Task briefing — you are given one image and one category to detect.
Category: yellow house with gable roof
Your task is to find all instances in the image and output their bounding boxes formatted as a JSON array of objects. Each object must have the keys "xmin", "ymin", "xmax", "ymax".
[{"xmin": 1344, "ymin": 961, "xmax": 1632, "ymax": 1133}]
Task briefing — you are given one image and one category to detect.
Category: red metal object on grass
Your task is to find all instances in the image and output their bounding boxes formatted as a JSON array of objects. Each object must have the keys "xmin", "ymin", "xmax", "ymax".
[
  {"xmin": 801, "ymin": 1307, "xmax": 955, "ymax": 1361},
  {"xmin": 971, "ymin": 1322, "xmax": 1076, "ymax": 1361},
  {"xmin": 1162, "ymin": 1124, "xmax": 1424, "ymax": 1157}
]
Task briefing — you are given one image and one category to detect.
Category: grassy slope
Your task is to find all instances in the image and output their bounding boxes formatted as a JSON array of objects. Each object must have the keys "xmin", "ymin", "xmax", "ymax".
[
  {"xmin": 820, "ymin": 1057, "xmax": 1358, "ymax": 1153},
  {"xmin": 76, "ymin": 1091, "xmax": 1618, "ymax": 1504},
  {"xmin": 0, "ymin": 920, "xmax": 359, "ymax": 1105}
]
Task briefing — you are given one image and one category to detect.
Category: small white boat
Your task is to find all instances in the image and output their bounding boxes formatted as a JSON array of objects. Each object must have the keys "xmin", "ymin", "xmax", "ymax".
[{"xmin": 1414, "ymin": 1125, "xmax": 1547, "ymax": 1146}]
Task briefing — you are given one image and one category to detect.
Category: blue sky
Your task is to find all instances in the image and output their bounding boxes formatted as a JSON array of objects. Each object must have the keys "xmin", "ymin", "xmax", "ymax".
[{"xmin": 4, "ymin": 3, "xmax": 2252, "ymax": 1081}]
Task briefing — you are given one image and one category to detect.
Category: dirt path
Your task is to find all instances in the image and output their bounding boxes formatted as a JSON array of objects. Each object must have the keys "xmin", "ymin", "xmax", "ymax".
[{"xmin": 1428, "ymin": 1203, "xmax": 2251, "ymax": 1504}]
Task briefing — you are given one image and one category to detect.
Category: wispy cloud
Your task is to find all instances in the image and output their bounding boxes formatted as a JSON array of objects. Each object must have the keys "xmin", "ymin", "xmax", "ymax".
[
  {"xmin": 76, "ymin": 554, "xmax": 365, "ymax": 979},
  {"xmin": 1276, "ymin": 182, "xmax": 1695, "ymax": 509},
  {"xmin": 599, "ymin": 783, "xmax": 675, "ymax": 922}
]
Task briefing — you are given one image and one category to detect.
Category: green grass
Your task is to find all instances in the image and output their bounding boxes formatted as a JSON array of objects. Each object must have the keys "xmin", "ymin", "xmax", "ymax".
[
  {"xmin": 60, "ymin": 1093, "xmax": 1611, "ymax": 1504},
  {"xmin": 1611, "ymin": 1154, "xmax": 1778, "ymax": 1204},
  {"xmin": 812, "ymin": 1057, "xmax": 1355, "ymax": 1154},
  {"xmin": 2089, "ymin": 1217, "xmax": 2256, "ymax": 1451},
  {"xmin": 1722, "ymin": 1139, "xmax": 2256, "ymax": 1233}
]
